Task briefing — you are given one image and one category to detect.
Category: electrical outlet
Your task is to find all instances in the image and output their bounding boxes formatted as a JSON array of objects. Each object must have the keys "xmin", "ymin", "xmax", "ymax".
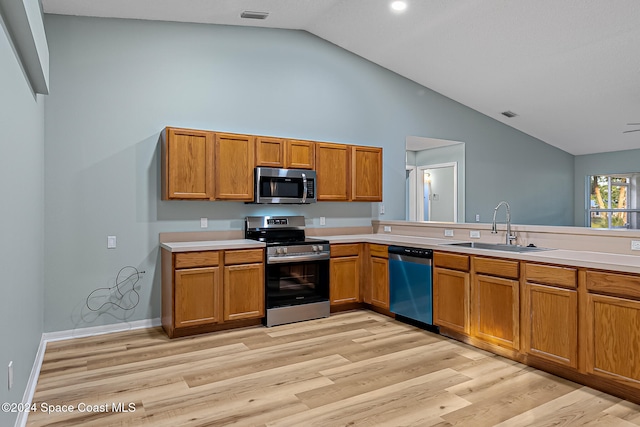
[
  {"xmin": 384, "ymin": 226, "xmax": 392, "ymax": 233},
  {"xmin": 107, "ymin": 236, "xmax": 116, "ymax": 249},
  {"xmin": 632, "ymin": 240, "xmax": 640, "ymax": 251},
  {"xmin": 444, "ymin": 229, "xmax": 454, "ymax": 237},
  {"xmin": 470, "ymin": 230, "xmax": 481, "ymax": 238},
  {"xmin": 379, "ymin": 204, "xmax": 385, "ymax": 215},
  {"xmin": 475, "ymin": 214, "xmax": 480, "ymax": 222},
  {"xmin": 320, "ymin": 217, "xmax": 326, "ymax": 226},
  {"xmin": 200, "ymin": 218, "xmax": 208, "ymax": 228},
  {"xmin": 8, "ymin": 361, "xmax": 13, "ymax": 390}
]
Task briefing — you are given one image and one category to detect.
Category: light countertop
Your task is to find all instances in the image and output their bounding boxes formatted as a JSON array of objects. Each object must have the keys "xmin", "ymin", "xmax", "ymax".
[
  {"xmin": 160, "ymin": 234, "xmax": 640, "ymax": 274},
  {"xmin": 160, "ymin": 239, "xmax": 265, "ymax": 252}
]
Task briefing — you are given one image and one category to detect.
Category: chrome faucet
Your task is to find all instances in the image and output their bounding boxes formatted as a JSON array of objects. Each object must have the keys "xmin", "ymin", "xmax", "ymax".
[{"xmin": 491, "ymin": 201, "xmax": 517, "ymax": 245}]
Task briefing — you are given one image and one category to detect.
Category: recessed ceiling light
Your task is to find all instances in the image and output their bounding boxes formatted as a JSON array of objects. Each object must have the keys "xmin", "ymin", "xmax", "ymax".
[{"xmin": 390, "ymin": 1, "xmax": 407, "ymax": 12}]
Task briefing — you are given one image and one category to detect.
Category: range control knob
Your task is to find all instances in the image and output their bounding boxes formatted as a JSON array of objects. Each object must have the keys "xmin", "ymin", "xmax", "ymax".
[
  {"xmin": 312, "ymin": 245, "xmax": 318, "ymax": 252},
  {"xmin": 276, "ymin": 247, "xmax": 283, "ymax": 255},
  {"xmin": 282, "ymin": 247, "xmax": 287, "ymax": 254}
]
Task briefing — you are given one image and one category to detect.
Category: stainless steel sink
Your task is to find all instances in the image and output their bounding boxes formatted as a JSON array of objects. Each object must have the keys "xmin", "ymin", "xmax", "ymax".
[{"xmin": 443, "ymin": 242, "xmax": 554, "ymax": 253}]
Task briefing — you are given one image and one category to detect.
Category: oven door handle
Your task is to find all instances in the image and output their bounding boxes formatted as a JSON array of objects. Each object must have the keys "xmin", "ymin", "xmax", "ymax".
[
  {"xmin": 267, "ymin": 253, "xmax": 330, "ymax": 264},
  {"xmin": 302, "ymin": 173, "xmax": 307, "ymax": 204}
]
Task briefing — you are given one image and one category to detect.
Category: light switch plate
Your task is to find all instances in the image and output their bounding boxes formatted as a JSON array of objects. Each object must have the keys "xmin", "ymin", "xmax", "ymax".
[
  {"xmin": 107, "ymin": 236, "xmax": 116, "ymax": 249},
  {"xmin": 384, "ymin": 226, "xmax": 392, "ymax": 232},
  {"xmin": 470, "ymin": 230, "xmax": 481, "ymax": 238},
  {"xmin": 444, "ymin": 229, "xmax": 454, "ymax": 237},
  {"xmin": 200, "ymin": 218, "xmax": 208, "ymax": 228},
  {"xmin": 320, "ymin": 217, "xmax": 326, "ymax": 226}
]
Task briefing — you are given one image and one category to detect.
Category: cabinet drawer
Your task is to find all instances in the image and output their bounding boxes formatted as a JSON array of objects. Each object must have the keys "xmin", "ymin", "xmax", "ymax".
[
  {"xmin": 331, "ymin": 243, "xmax": 361, "ymax": 257},
  {"xmin": 586, "ymin": 270, "xmax": 640, "ymax": 300},
  {"xmin": 369, "ymin": 244, "xmax": 388, "ymax": 258},
  {"xmin": 175, "ymin": 251, "xmax": 220, "ymax": 269},
  {"xmin": 225, "ymin": 249, "xmax": 264, "ymax": 265},
  {"xmin": 525, "ymin": 263, "xmax": 577, "ymax": 289},
  {"xmin": 434, "ymin": 252, "xmax": 470, "ymax": 272},
  {"xmin": 474, "ymin": 256, "xmax": 519, "ymax": 279}
]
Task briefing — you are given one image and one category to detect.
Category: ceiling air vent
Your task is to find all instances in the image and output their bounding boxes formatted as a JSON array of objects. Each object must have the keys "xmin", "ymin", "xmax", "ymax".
[
  {"xmin": 241, "ymin": 11, "xmax": 269, "ymax": 20},
  {"xmin": 501, "ymin": 111, "xmax": 518, "ymax": 118}
]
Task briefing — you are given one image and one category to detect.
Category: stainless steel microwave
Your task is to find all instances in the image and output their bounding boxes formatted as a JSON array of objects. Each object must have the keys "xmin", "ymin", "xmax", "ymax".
[{"xmin": 254, "ymin": 167, "xmax": 317, "ymax": 204}]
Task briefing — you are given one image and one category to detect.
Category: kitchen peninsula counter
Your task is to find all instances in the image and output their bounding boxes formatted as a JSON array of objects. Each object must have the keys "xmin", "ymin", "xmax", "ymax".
[{"xmin": 321, "ymin": 233, "xmax": 640, "ymax": 274}]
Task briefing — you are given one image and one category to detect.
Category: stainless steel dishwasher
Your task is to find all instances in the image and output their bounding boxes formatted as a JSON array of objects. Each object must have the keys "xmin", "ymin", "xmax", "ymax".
[{"xmin": 388, "ymin": 246, "xmax": 434, "ymax": 326}]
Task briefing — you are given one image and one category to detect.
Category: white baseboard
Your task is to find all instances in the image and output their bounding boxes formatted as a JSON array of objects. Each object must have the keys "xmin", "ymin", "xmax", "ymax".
[
  {"xmin": 14, "ymin": 337, "xmax": 46, "ymax": 427},
  {"xmin": 42, "ymin": 318, "xmax": 162, "ymax": 343},
  {"xmin": 15, "ymin": 318, "xmax": 161, "ymax": 427}
]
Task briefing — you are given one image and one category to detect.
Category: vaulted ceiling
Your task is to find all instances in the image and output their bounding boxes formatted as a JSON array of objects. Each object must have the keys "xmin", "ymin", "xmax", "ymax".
[{"xmin": 42, "ymin": 0, "xmax": 640, "ymax": 155}]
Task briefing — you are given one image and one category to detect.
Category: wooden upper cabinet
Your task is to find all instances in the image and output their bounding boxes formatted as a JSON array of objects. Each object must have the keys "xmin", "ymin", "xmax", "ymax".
[
  {"xmin": 285, "ymin": 140, "xmax": 315, "ymax": 169},
  {"xmin": 351, "ymin": 146, "xmax": 382, "ymax": 202},
  {"xmin": 255, "ymin": 136, "xmax": 285, "ymax": 168},
  {"xmin": 214, "ymin": 133, "xmax": 255, "ymax": 200},
  {"xmin": 316, "ymin": 143, "xmax": 350, "ymax": 201},
  {"xmin": 163, "ymin": 127, "xmax": 214, "ymax": 200}
]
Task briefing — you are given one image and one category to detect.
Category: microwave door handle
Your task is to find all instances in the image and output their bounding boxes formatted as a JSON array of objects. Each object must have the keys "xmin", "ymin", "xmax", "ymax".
[{"xmin": 302, "ymin": 173, "xmax": 307, "ymax": 204}]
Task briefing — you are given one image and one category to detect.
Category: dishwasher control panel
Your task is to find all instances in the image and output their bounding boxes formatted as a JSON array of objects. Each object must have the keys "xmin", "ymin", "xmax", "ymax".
[{"xmin": 388, "ymin": 246, "xmax": 433, "ymax": 258}]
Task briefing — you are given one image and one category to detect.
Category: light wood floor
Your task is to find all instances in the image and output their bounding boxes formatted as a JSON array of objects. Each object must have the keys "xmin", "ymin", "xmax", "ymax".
[{"xmin": 28, "ymin": 310, "xmax": 640, "ymax": 426}]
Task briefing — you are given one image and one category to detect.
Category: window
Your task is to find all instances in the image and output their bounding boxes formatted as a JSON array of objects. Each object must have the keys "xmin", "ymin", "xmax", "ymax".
[{"xmin": 587, "ymin": 174, "xmax": 640, "ymax": 229}]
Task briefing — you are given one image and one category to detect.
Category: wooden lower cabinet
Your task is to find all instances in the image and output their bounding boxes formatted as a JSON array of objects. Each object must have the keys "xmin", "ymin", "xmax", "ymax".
[
  {"xmin": 224, "ymin": 263, "xmax": 264, "ymax": 321},
  {"xmin": 330, "ymin": 244, "xmax": 361, "ymax": 306},
  {"xmin": 433, "ymin": 267, "xmax": 470, "ymax": 335},
  {"xmin": 433, "ymin": 252, "xmax": 470, "ymax": 335},
  {"xmin": 522, "ymin": 263, "xmax": 578, "ymax": 368},
  {"xmin": 369, "ymin": 245, "xmax": 389, "ymax": 309},
  {"xmin": 523, "ymin": 283, "xmax": 577, "ymax": 368},
  {"xmin": 473, "ymin": 273, "xmax": 520, "ymax": 350},
  {"xmin": 162, "ymin": 248, "xmax": 264, "ymax": 338},
  {"xmin": 585, "ymin": 293, "xmax": 640, "ymax": 386},
  {"xmin": 174, "ymin": 267, "xmax": 221, "ymax": 328}
]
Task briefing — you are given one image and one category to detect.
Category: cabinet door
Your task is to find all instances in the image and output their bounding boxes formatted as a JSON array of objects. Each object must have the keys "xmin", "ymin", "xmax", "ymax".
[
  {"xmin": 330, "ymin": 256, "xmax": 360, "ymax": 305},
  {"xmin": 214, "ymin": 133, "xmax": 255, "ymax": 200},
  {"xmin": 164, "ymin": 128, "xmax": 214, "ymax": 200},
  {"xmin": 255, "ymin": 136, "xmax": 285, "ymax": 168},
  {"xmin": 433, "ymin": 267, "xmax": 470, "ymax": 335},
  {"xmin": 224, "ymin": 263, "xmax": 264, "ymax": 321},
  {"xmin": 473, "ymin": 274, "xmax": 520, "ymax": 350},
  {"xmin": 174, "ymin": 267, "xmax": 220, "ymax": 328},
  {"xmin": 523, "ymin": 283, "xmax": 577, "ymax": 368},
  {"xmin": 370, "ymin": 256, "xmax": 389, "ymax": 309},
  {"xmin": 351, "ymin": 146, "xmax": 382, "ymax": 201},
  {"xmin": 285, "ymin": 140, "xmax": 315, "ymax": 169},
  {"xmin": 585, "ymin": 293, "xmax": 640, "ymax": 386},
  {"xmin": 316, "ymin": 143, "xmax": 350, "ymax": 201}
]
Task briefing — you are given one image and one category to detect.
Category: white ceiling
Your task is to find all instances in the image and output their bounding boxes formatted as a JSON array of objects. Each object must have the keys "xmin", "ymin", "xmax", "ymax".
[{"xmin": 42, "ymin": 0, "xmax": 640, "ymax": 155}]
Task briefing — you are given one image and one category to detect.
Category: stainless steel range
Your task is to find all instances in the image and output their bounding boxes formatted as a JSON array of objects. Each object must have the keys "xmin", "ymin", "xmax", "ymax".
[{"xmin": 245, "ymin": 216, "xmax": 330, "ymax": 327}]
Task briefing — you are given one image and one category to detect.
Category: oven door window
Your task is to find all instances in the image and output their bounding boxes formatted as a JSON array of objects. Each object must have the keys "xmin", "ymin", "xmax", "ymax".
[{"xmin": 266, "ymin": 260, "xmax": 329, "ymax": 308}]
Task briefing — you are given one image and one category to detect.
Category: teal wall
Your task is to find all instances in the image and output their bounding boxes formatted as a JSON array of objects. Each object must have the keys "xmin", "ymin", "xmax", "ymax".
[
  {"xmin": 574, "ymin": 148, "xmax": 640, "ymax": 226},
  {"xmin": 0, "ymin": 11, "xmax": 45, "ymax": 426},
  {"xmin": 43, "ymin": 15, "xmax": 574, "ymax": 332}
]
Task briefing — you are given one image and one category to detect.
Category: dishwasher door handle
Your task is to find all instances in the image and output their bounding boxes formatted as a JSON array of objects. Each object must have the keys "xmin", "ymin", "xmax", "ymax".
[{"xmin": 388, "ymin": 253, "xmax": 432, "ymax": 265}]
